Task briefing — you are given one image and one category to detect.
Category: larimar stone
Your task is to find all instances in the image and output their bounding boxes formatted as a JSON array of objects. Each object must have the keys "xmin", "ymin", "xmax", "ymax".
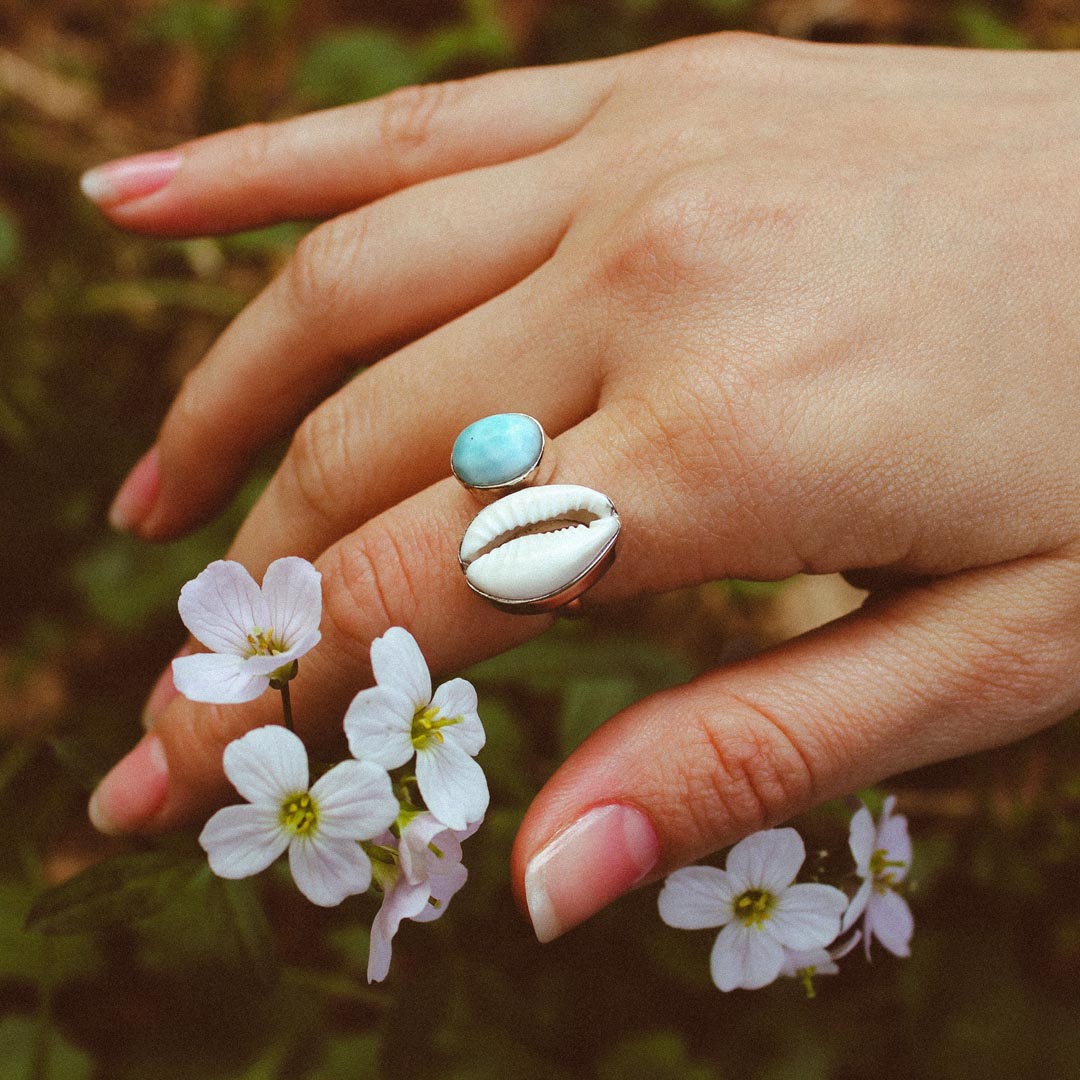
[{"xmin": 451, "ymin": 413, "xmax": 544, "ymax": 489}]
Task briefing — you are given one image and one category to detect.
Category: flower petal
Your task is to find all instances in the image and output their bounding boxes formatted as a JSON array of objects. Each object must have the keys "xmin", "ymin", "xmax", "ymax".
[
  {"xmin": 260, "ymin": 557, "xmax": 322, "ymax": 653},
  {"xmin": 371, "ymin": 627, "xmax": 431, "ymax": 709},
  {"xmin": 309, "ymin": 760, "xmax": 398, "ymax": 840},
  {"xmin": 710, "ymin": 922, "xmax": 784, "ymax": 991},
  {"xmin": 430, "ymin": 679, "xmax": 484, "ymax": 755},
  {"xmin": 412, "ymin": 860, "xmax": 467, "ymax": 923},
  {"xmin": 178, "ymin": 560, "xmax": 269, "ymax": 655},
  {"xmin": 725, "ymin": 828, "xmax": 805, "ymax": 893},
  {"xmin": 415, "ymin": 739, "xmax": 489, "ymax": 831},
  {"xmin": 289, "ymin": 835, "xmax": 372, "ymax": 907},
  {"xmin": 866, "ymin": 889, "xmax": 914, "ymax": 958},
  {"xmin": 399, "ymin": 813, "xmax": 463, "ymax": 885},
  {"xmin": 847, "ymin": 804, "xmax": 876, "ymax": 876},
  {"xmin": 343, "ymin": 685, "xmax": 415, "ymax": 769},
  {"xmin": 658, "ymin": 867, "xmax": 735, "ymax": 929},
  {"xmin": 222, "ymin": 725, "xmax": 309, "ymax": 806},
  {"xmin": 841, "ymin": 878, "xmax": 873, "ymax": 933},
  {"xmin": 172, "ymin": 652, "xmax": 267, "ymax": 705},
  {"xmin": 367, "ymin": 878, "xmax": 431, "ymax": 983},
  {"xmin": 767, "ymin": 882, "xmax": 847, "ymax": 951},
  {"xmin": 878, "ymin": 813, "xmax": 912, "ymax": 881},
  {"xmin": 199, "ymin": 804, "xmax": 288, "ymax": 878},
  {"xmin": 779, "ymin": 946, "xmax": 834, "ymax": 978}
]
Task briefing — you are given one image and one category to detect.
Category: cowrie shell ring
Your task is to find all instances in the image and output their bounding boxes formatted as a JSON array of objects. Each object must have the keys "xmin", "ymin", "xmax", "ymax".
[{"xmin": 452, "ymin": 414, "xmax": 620, "ymax": 614}]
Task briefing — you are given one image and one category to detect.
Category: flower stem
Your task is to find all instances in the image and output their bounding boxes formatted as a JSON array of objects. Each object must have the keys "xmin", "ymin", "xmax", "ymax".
[{"xmin": 280, "ymin": 683, "xmax": 294, "ymax": 733}]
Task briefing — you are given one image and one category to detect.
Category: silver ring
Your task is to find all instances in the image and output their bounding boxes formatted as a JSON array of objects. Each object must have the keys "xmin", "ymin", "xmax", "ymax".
[{"xmin": 453, "ymin": 415, "xmax": 620, "ymax": 615}]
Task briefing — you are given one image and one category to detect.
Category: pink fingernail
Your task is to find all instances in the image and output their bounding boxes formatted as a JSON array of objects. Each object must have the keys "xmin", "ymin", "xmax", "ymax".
[
  {"xmin": 108, "ymin": 447, "xmax": 160, "ymax": 533},
  {"xmin": 80, "ymin": 150, "xmax": 182, "ymax": 208},
  {"xmin": 524, "ymin": 804, "xmax": 660, "ymax": 944},
  {"xmin": 142, "ymin": 662, "xmax": 181, "ymax": 730},
  {"xmin": 88, "ymin": 734, "xmax": 170, "ymax": 836}
]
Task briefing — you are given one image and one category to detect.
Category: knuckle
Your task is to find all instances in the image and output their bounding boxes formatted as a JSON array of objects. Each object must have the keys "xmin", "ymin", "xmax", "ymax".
[
  {"xmin": 164, "ymin": 366, "xmax": 217, "ymax": 447},
  {"xmin": 231, "ymin": 121, "xmax": 275, "ymax": 179},
  {"xmin": 682, "ymin": 694, "xmax": 816, "ymax": 844},
  {"xmin": 321, "ymin": 526, "xmax": 421, "ymax": 656},
  {"xmin": 601, "ymin": 178, "xmax": 723, "ymax": 301},
  {"xmin": 285, "ymin": 215, "xmax": 368, "ymax": 318},
  {"xmin": 282, "ymin": 400, "xmax": 355, "ymax": 531},
  {"xmin": 377, "ymin": 81, "xmax": 459, "ymax": 178}
]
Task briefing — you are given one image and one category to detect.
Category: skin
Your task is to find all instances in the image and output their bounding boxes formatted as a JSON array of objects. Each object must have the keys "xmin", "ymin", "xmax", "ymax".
[{"xmin": 89, "ymin": 34, "xmax": 1080, "ymax": 930}]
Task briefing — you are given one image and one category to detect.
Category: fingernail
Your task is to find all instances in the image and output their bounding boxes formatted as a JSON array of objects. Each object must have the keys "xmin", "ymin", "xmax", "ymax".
[
  {"xmin": 80, "ymin": 150, "xmax": 182, "ymax": 208},
  {"xmin": 88, "ymin": 735, "xmax": 169, "ymax": 836},
  {"xmin": 108, "ymin": 447, "xmax": 160, "ymax": 533},
  {"xmin": 524, "ymin": 803, "xmax": 660, "ymax": 944},
  {"xmin": 142, "ymin": 662, "xmax": 181, "ymax": 730}
]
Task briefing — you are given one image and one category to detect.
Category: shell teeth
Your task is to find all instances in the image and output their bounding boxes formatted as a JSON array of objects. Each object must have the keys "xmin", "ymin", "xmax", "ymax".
[
  {"xmin": 459, "ymin": 485, "xmax": 615, "ymax": 565},
  {"xmin": 460, "ymin": 486, "xmax": 620, "ymax": 604}
]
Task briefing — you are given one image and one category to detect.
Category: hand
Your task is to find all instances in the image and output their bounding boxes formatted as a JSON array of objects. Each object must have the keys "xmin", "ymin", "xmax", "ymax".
[{"xmin": 86, "ymin": 34, "xmax": 1080, "ymax": 942}]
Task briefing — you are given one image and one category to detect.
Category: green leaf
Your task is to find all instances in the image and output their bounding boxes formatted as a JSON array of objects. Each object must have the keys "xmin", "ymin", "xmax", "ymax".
[
  {"xmin": 294, "ymin": 30, "xmax": 424, "ymax": 108},
  {"xmin": 953, "ymin": 4, "xmax": 1028, "ymax": 49},
  {"xmin": 136, "ymin": 0, "xmax": 243, "ymax": 56},
  {"xmin": 213, "ymin": 876, "xmax": 278, "ymax": 988},
  {"xmin": 25, "ymin": 851, "xmax": 204, "ymax": 936},
  {"xmin": 306, "ymin": 1032, "xmax": 381, "ymax": 1080},
  {"xmin": 598, "ymin": 1030, "xmax": 719, "ymax": 1080},
  {"xmin": 559, "ymin": 675, "xmax": 641, "ymax": 757},
  {"xmin": 0, "ymin": 1015, "xmax": 93, "ymax": 1080},
  {"xmin": 0, "ymin": 208, "xmax": 22, "ymax": 276}
]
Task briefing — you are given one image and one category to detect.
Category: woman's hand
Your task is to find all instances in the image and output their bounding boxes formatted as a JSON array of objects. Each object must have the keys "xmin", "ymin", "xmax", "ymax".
[{"xmin": 86, "ymin": 34, "xmax": 1080, "ymax": 942}]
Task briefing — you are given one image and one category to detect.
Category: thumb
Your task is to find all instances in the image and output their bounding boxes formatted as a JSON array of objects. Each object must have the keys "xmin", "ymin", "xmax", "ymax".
[{"xmin": 511, "ymin": 548, "xmax": 1080, "ymax": 943}]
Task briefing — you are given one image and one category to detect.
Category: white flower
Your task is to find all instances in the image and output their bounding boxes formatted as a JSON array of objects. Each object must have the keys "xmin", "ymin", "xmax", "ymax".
[
  {"xmin": 199, "ymin": 726, "xmax": 398, "ymax": 907},
  {"xmin": 173, "ymin": 557, "xmax": 322, "ymax": 704},
  {"xmin": 366, "ymin": 812, "xmax": 470, "ymax": 983},
  {"xmin": 658, "ymin": 828, "xmax": 848, "ymax": 992},
  {"xmin": 780, "ymin": 930, "xmax": 861, "ymax": 997},
  {"xmin": 343, "ymin": 627, "xmax": 487, "ymax": 831},
  {"xmin": 841, "ymin": 795, "xmax": 914, "ymax": 958}
]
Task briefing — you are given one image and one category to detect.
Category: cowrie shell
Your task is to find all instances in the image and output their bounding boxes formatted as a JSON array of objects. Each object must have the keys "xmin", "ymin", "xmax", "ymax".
[{"xmin": 459, "ymin": 484, "xmax": 620, "ymax": 613}]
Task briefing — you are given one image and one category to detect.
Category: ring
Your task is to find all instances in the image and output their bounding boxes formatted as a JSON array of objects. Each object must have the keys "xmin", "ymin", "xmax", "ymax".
[
  {"xmin": 451, "ymin": 412, "xmax": 547, "ymax": 497},
  {"xmin": 453, "ymin": 415, "xmax": 620, "ymax": 615}
]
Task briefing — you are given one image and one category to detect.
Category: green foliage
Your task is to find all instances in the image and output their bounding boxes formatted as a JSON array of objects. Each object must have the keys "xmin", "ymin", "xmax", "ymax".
[
  {"xmin": 0, "ymin": 1016, "xmax": 93, "ymax": 1080},
  {"xmin": 294, "ymin": 30, "xmax": 425, "ymax": 107},
  {"xmin": 954, "ymin": 4, "xmax": 1030, "ymax": 49},
  {"xmin": 26, "ymin": 851, "xmax": 205, "ymax": 936}
]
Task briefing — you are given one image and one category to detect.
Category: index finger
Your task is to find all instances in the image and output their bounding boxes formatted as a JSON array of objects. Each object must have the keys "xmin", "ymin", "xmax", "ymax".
[{"xmin": 81, "ymin": 62, "xmax": 617, "ymax": 236}]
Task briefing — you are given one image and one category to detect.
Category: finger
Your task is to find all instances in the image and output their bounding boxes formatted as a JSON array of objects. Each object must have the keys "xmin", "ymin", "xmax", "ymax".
[
  {"xmin": 89, "ymin": 402, "xmax": 737, "ymax": 834},
  {"xmin": 224, "ymin": 258, "xmax": 601, "ymax": 577},
  {"xmin": 81, "ymin": 62, "xmax": 616, "ymax": 235},
  {"xmin": 111, "ymin": 152, "xmax": 581, "ymax": 540},
  {"xmin": 510, "ymin": 547, "xmax": 1080, "ymax": 942}
]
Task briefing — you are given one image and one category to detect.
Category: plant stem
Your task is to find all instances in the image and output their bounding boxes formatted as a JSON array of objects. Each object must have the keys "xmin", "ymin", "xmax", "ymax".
[{"xmin": 280, "ymin": 683, "xmax": 294, "ymax": 733}]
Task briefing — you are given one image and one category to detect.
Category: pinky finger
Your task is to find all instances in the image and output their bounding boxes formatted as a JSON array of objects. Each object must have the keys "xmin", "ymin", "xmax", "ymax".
[{"xmin": 511, "ymin": 547, "xmax": 1080, "ymax": 942}]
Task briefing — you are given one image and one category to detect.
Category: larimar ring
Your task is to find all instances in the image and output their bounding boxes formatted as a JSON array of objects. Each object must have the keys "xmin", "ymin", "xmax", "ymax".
[{"xmin": 452, "ymin": 414, "xmax": 620, "ymax": 615}]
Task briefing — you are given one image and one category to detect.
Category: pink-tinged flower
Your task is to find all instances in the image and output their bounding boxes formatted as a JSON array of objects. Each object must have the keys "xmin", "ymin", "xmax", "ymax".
[
  {"xmin": 658, "ymin": 828, "xmax": 848, "ymax": 992},
  {"xmin": 343, "ymin": 628, "xmax": 487, "ymax": 831},
  {"xmin": 780, "ymin": 930, "xmax": 861, "ymax": 997},
  {"xmin": 199, "ymin": 726, "xmax": 398, "ymax": 907},
  {"xmin": 841, "ymin": 796, "xmax": 914, "ymax": 958},
  {"xmin": 366, "ymin": 812, "xmax": 471, "ymax": 983},
  {"xmin": 173, "ymin": 557, "xmax": 322, "ymax": 704}
]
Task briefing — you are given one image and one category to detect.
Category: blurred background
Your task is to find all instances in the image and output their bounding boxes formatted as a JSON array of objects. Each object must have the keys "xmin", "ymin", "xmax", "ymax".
[{"xmin": 3, "ymin": 1, "xmax": 1080, "ymax": 1077}]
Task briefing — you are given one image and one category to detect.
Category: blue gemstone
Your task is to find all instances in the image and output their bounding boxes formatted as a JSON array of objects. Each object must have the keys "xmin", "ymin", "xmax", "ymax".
[{"xmin": 452, "ymin": 413, "xmax": 544, "ymax": 488}]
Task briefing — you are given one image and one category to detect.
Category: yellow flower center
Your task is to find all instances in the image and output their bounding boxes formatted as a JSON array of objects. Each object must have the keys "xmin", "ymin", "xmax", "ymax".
[
  {"xmin": 245, "ymin": 626, "xmax": 286, "ymax": 658},
  {"xmin": 410, "ymin": 705, "xmax": 462, "ymax": 750},
  {"xmin": 733, "ymin": 888, "xmax": 775, "ymax": 928},
  {"xmin": 280, "ymin": 792, "xmax": 318, "ymax": 835},
  {"xmin": 869, "ymin": 847, "xmax": 906, "ymax": 894}
]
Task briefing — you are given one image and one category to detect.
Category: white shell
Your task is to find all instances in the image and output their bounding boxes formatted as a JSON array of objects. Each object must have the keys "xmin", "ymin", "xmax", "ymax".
[{"xmin": 459, "ymin": 484, "xmax": 620, "ymax": 604}]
